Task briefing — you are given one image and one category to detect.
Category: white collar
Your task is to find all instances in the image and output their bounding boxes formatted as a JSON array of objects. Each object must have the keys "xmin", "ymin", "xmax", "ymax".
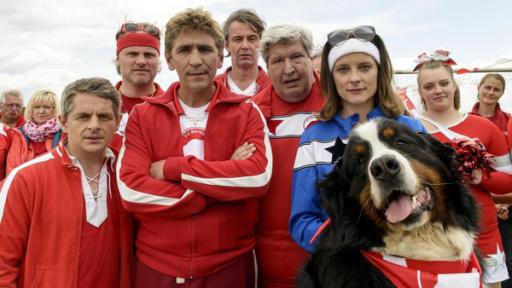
[
  {"xmin": 67, "ymin": 148, "xmax": 115, "ymax": 228},
  {"xmin": 227, "ymin": 72, "xmax": 259, "ymax": 96},
  {"xmin": 67, "ymin": 147, "xmax": 116, "ymax": 170}
]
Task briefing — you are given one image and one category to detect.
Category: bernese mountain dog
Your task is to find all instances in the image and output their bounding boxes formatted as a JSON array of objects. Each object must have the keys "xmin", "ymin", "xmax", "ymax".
[{"xmin": 297, "ymin": 119, "xmax": 482, "ymax": 288}]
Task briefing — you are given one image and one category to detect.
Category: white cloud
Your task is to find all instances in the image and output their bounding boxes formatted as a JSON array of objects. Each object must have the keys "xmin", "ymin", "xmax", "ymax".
[
  {"xmin": 0, "ymin": 68, "xmax": 80, "ymax": 101},
  {"xmin": 1, "ymin": 0, "xmax": 511, "ymax": 108}
]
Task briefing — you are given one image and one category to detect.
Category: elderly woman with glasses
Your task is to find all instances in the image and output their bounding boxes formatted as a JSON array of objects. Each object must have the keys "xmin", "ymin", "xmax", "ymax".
[
  {"xmin": 6, "ymin": 89, "xmax": 62, "ymax": 175},
  {"xmin": 289, "ymin": 26, "xmax": 425, "ymax": 252}
]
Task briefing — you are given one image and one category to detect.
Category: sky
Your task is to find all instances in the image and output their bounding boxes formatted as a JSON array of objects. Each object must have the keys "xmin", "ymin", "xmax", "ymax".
[{"xmin": 1, "ymin": 0, "xmax": 512, "ymax": 111}]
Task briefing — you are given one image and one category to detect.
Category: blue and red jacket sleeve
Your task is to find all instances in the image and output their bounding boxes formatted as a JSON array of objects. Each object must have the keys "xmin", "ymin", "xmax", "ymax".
[{"xmin": 289, "ymin": 129, "xmax": 331, "ymax": 253}]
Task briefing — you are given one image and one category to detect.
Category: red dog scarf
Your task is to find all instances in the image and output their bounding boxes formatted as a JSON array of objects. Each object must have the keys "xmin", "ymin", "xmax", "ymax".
[{"xmin": 362, "ymin": 250, "xmax": 482, "ymax": 288}]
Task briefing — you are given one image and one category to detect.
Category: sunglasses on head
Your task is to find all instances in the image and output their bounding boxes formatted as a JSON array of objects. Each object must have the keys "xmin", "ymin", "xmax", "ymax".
[
  {"xmin": 117, "ymin": 23, "xmax": 160, "ymax": 39},
  {"xmin": 327, "ymin": 26, "xmax": 376, "ymax": 47}
]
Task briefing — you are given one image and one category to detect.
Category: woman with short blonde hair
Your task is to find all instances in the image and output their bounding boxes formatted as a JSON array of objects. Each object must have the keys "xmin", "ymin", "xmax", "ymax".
[{"xmin": 6, "ymin": 89, "xmax": 62, "ymax": 174}]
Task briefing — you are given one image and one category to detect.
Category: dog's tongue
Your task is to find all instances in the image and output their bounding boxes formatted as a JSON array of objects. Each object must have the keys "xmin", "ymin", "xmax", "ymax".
[{"xmin": 385, "ymin": 195, "xmax": 413, "ymax": 223}]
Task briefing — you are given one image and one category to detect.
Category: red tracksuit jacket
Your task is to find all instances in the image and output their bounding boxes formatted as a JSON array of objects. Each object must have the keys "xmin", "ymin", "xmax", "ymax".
[{"xmin": 117, "ymin": 80, "xmax": 272, "ymax": 278}]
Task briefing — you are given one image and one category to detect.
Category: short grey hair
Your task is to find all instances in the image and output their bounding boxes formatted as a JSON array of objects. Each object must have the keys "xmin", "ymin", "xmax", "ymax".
[
  {"xmin": 0, "ymin": 89, "xmax": 23, "ymax": 105},
  {"xmin": 260, "ymin": 24, "xmax": 314, "ymax": 63},
  {"xmin": 61, "ymin": 78, "xmax": 120, "ymax": 120}
]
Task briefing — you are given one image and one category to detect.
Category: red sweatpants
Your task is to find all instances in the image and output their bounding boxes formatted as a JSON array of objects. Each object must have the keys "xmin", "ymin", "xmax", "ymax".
[{"xmin": 133, "ymin": 253, "xmax": 255, "ymax": 288}]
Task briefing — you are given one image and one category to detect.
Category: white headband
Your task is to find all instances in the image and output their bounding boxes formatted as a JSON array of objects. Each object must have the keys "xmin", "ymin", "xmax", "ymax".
[{"xmin": 328, "ymin": 38, "xmax": 381, "ymax": 71}]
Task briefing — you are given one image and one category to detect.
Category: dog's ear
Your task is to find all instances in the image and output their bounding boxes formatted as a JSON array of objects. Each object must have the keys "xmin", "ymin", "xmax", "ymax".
[
  {"xmin": 420, "ymin": 132, "xmax": 480, "ymax": 232},
  {"xmin": 318, "ymin": 158, "xmax": 349, "ymax": 218},
  {"xmin": 318, "ymin": 155, "xmax": 383, "ymax": 249},
  {"xmin": 419, "ymin": 132, "xmax": 459, "ymax": 175},
  {"xmin": 319, "ymin": 137, "xmax": 348, "ymax": 217}
]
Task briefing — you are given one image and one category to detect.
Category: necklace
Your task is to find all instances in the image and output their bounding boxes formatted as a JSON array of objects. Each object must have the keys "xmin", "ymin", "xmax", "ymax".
[{"xmin": 86, "ymin": 173, "xmax": 100, "ymax": 199}]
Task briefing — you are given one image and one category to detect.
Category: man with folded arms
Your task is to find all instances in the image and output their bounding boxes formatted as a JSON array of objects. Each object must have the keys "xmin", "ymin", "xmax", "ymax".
[{"xmin": 117, "ymin": 8, "xmax": 272, "ymax": 287}]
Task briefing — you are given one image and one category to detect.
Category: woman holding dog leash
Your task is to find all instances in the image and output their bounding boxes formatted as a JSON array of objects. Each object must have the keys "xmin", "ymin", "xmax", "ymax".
[
  {"xmin": 289, "ymin": 25, "xmax": 425, "ymax": 253},
  {"xmin": 415, "ymin": 54, "xmax": 512, "ymax": 288}
]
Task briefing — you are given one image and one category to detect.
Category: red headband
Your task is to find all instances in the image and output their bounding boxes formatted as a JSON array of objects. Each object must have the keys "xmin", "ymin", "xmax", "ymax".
[{"xmin": 116, "ymin": 33, "xmax": 160, "ymax": 55}]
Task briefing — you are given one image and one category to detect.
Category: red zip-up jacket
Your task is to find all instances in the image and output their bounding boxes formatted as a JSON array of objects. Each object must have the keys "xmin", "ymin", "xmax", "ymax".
[
  {"xmin": 509, "ymin": 118, "xmax": 512, "ymax": 147},
  {"xmin": 5, "ymin": 127, "xmax": 63, "ymax": 176},
  {"xmin": 0, "ymin": 145, "xmax": 133, "ymax": 288},
  {"xmin": 469, "ymin": 102, "xmax": 510, "ymax": 133},
  {"xmin": 117, "ymin": 80, "xmax": 272, "ymax": 278},
  {"xmin": 215, "ymin": 66, "xmax": 270, "ymax": 95},
  {"xmin": 253, "ymin": 72, "xmax": 324, "ymax": 288},
  {"xmin": 0, "ymin": 124, "xmax": 9, "ymax": 180}
]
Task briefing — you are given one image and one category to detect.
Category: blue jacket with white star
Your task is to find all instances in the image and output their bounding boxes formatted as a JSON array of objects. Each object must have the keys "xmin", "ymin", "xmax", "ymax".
[{"xmin": 289, "ymin": 107, "xmax": 426, "ymax": 252}]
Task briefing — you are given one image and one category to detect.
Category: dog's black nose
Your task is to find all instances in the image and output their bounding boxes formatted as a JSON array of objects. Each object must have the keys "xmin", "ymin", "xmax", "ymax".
[{"xmin": 370, "ymin": 155, "xmax": 401, "ymax": 181}]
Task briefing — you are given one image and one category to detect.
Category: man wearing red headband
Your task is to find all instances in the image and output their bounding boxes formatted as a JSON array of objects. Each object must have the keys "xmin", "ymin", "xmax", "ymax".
[
  {"xmin": 112, "ymin": 22, "xmax": 164, "ymax": 150},
  {"xmin": 215, "ymin": 9, "xmax": 269, "ymax": 96}
]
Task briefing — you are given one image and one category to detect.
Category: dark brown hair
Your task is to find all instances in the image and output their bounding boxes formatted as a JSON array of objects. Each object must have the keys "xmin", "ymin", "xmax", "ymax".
[{"xmin": 318, "ymin": 33, "xmax": 404, "ymax": 121}]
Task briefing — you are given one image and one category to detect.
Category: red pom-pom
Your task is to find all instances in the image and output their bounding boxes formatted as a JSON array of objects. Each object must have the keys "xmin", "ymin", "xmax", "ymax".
[{"xmin": 447, "ymin": 138, "xmax": 495, "ymax": 181}]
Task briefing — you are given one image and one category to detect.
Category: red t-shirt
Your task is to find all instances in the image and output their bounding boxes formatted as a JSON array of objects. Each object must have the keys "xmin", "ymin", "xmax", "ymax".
[
  {"xmin": 77, "ymin": 195, "xmax": 120, "ymax": 288},
  {"xmin": 115, "ymin": 82, "xmax": 164, "ymax": 114},
  {"xmin": 121, "ymin": 95, "xmax": 145, "ymax": 114}
]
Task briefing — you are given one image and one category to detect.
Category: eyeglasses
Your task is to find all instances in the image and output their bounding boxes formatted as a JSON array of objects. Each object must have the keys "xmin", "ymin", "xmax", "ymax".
[
  {"xmin": 116, "ymin": 23, "xmax": 160, "ymax": 39},
  {"xmin": 327, "ymin": 26, "xmax": 376, "ymax": 47},
  {"xmin": 3, "ymin": 103, "xmax": 22, "ymax": 110}
]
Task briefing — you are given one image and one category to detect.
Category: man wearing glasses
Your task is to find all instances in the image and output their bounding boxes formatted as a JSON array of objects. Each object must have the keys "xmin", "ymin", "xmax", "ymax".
[
  {"xmin": 0, "ymin": 89, "xmax": 25, "ymax": 128},
  {"xmin": 0, "ymin": 89, "xmax": 24, "ymax": 179},
  {"xmin": 112, "ymin": 22, "xmax": 164, "ymax": 150},
  {"xmin": 253, "ymin": 24, "xmax": 324, "ymax": 288},
  {"xmin": 117, "ymin": 8, "xmax": 271, "ymax": 287},
  {"xmin": 215, "ymin": 9, "xmax": 269, "ymax": 96}
]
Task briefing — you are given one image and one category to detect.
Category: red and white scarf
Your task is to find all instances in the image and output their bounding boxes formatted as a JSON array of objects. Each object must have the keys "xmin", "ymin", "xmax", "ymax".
[
  {"xmin": 22, "ymin": 118, "xmax": 60, "ymax": 142},
  {"xmin": 362, "ymin": 250, "xmax": 482, "ymax": 288}
]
